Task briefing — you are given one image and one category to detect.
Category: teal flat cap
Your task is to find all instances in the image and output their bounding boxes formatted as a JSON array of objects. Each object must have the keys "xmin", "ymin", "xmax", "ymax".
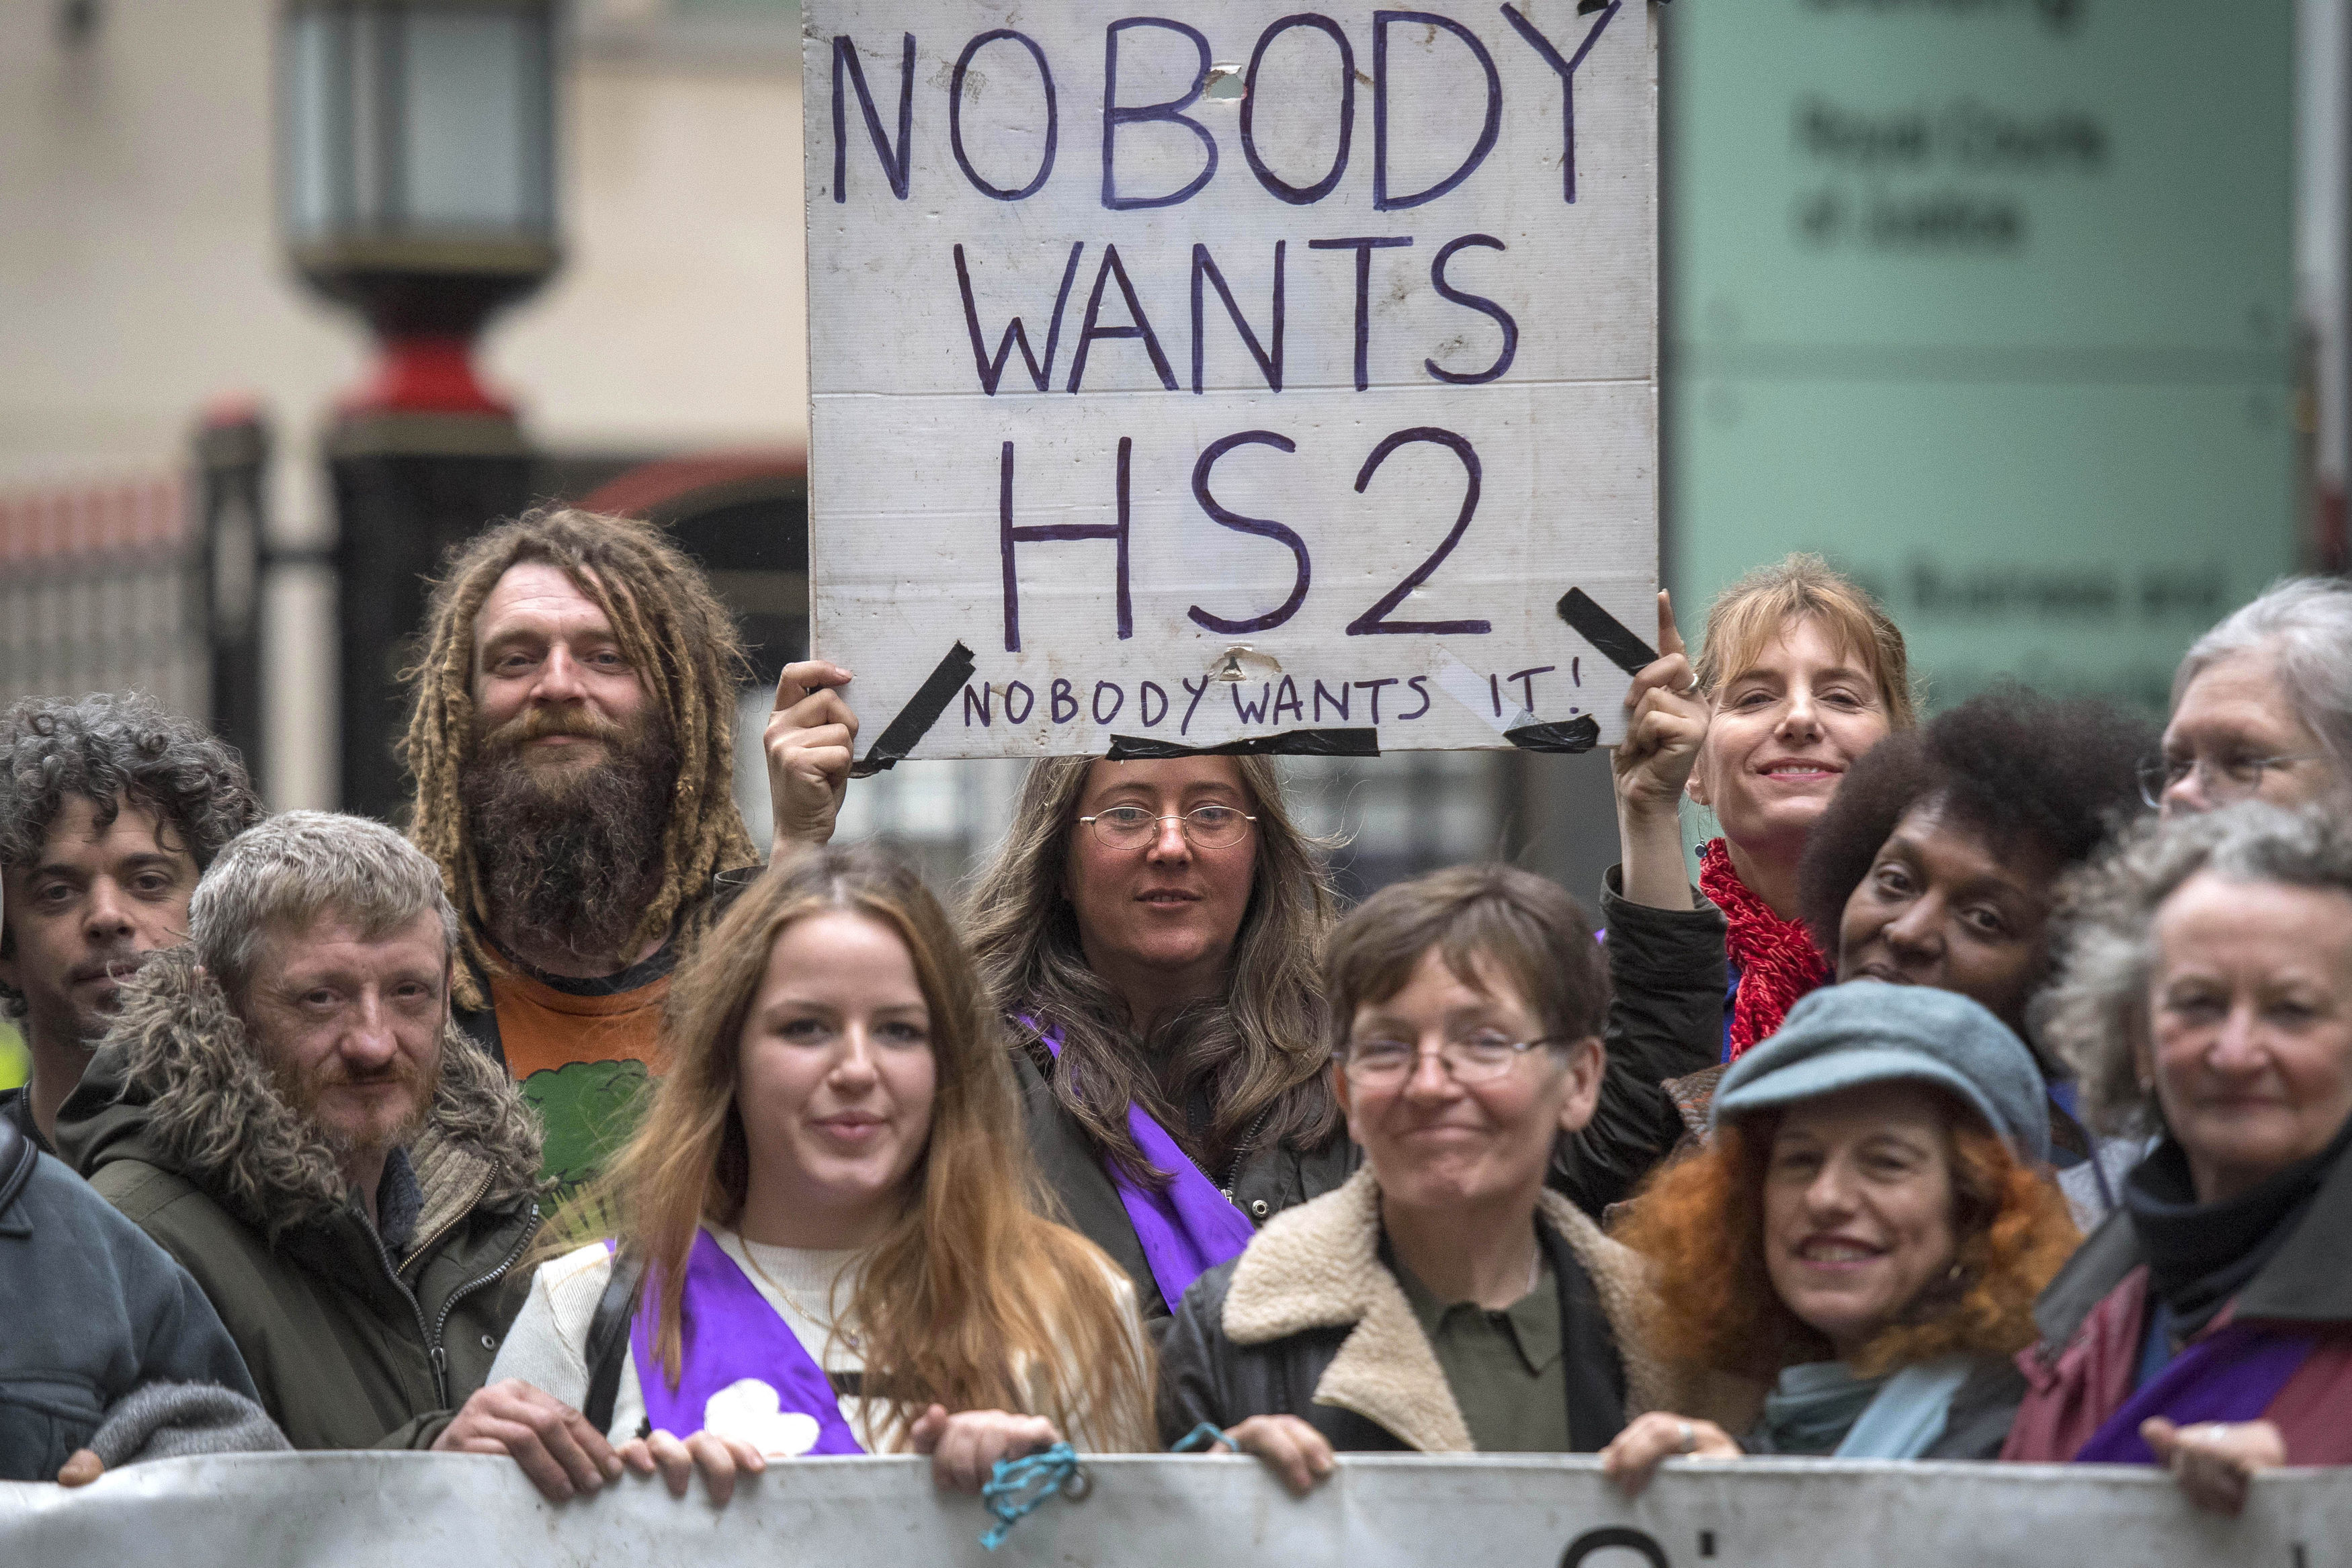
[{"xmin": 1710, "ymin": 982, "xmax": 2052, "ymax": 1164}]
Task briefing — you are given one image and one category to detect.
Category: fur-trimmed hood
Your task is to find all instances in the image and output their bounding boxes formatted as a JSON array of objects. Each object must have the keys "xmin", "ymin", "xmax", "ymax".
[
  {"xmin": 58, "ymin": 947, "xmax": 543, "ymax": 1248},
  {"xmin": 1219, "ymin": 1166, "xmax": 1741, "ymax": 1451}
]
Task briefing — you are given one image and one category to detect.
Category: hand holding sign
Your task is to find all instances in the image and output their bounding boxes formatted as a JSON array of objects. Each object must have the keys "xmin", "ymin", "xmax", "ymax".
[
  {"xmin": 907, "ymin": 1404, "xmax": 1062, "ymax": 1495},
  {"xmin": 1612, "ymin": 593, "xmax": 1708, "ymax": 813},
  {"xmin": 767, "ymin": 660, "xmax": 860, "ymax": 848},
  {"xmin": 1610, "ymin": 593, "xmax": 1707, "ymax": 912},
  {"xmin": 1598, "ymin": 1411, "xmax": 1742, "ymax": 1499},
  {"xmin": 2142, "ymin": 1417, "xmax": 2287, "ymax": 1518}
]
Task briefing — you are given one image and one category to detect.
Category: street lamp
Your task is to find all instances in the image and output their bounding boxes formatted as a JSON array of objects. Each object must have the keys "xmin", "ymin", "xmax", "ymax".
[
  {"xmin": 277, "ymin": 0, "xmax": 560, "ymax": 817},
  {"xmin": 280, "ymin": 0, "xmax": 559, "ymax": 413}
]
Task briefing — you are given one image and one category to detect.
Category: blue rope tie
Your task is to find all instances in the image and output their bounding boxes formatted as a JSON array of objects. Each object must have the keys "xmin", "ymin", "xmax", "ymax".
[
  {"xmin": 978, "ymin": 1441, "xmax": 1083, "ymax": 1552},
  {"xmin": 1168, "ymin": 1422, "xmax": 1232, "ymax": 1454}
]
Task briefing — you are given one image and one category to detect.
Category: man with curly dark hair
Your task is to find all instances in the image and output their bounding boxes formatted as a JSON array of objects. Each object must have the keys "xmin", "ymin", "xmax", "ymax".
[{"xmin": 0, "ymin": 694, "xmax": 261, "ymax": 1151}]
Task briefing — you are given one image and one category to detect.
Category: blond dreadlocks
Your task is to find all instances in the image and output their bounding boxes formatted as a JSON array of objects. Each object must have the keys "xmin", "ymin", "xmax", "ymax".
[{"xmin": 401, "ymin": 507, "xmax": 759, "ymax": 1010}]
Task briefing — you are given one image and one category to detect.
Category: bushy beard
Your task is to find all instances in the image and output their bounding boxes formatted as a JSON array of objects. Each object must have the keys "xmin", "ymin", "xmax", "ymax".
[{"xmin": 462, "ymin": 705, "xmax": 680, "ymax": 967}]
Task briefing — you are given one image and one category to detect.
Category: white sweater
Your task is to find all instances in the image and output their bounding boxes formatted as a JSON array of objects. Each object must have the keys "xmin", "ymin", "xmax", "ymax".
[
  {"xmin": 489, "ymin": 1227, "xmax": 1147, "ymax": 1454},
  {"xmin": 489, "ymin": 1230, "xmax": 872, "ymax": 1450}
]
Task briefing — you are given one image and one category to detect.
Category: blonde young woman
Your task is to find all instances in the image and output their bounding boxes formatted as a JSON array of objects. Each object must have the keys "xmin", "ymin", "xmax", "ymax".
[
  {"xmin": 1558, "ymin": 556, "xmax": 1917, "ymax": 1212},
  {"xmin": 462, "ymin": 846, "xmax": 1154, "ymax": 1501}
]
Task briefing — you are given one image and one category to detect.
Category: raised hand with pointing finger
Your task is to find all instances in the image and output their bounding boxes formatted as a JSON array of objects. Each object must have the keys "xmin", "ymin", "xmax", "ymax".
[
  {"xmin": 765, "ymin": 660, "xmax": 859, "ymax": 848},
  {"xmin": 1611, "ymin": 591, "xmax": 1710, "ymax": 910}
]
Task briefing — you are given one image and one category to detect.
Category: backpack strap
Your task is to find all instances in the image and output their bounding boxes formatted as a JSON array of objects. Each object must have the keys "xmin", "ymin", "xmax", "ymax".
[
  {"xmin": 0, "ymin": 1113, "xmax": 34, "ymax": 1220},
  {"xmin": 584, "ymin": 1250, "xmax": 647, "ymax": 1437}
]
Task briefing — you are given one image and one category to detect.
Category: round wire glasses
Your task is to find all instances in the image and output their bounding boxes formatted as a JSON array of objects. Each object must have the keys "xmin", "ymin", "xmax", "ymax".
[
  {"xmin": 1338, "ymin": 1033, "xmax": 1569, "ymax": 1086},
  {"xmin": 1077, "ymin": 804, "xmax": 1257, "ymax": 850}
]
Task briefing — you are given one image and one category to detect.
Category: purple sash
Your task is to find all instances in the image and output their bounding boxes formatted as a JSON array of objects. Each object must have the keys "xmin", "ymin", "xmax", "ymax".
[
  {"xmin": 2074, "ymin": 1319, "xmax": 2318, "ymax": 1464},
  {"xmin": 1034, "ymin": 1024, "xmax": 1258, "ymax": 1312},
  {"xmin": 626, "ymin": 1231, "xmax": 864, "ymax": 1454}
]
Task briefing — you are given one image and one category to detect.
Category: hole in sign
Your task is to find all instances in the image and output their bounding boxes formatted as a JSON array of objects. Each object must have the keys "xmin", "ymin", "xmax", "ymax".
[{"xmin": 1204, "ymin": 63, "xmax": 1246, "ymax": 101}]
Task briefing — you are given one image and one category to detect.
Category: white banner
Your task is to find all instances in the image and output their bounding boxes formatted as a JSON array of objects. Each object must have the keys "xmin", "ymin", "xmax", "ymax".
[
  {"xmin": 5, "ymin": 1452, "xmax": 2345, "ymax": 1567},
  {"xmin": 802, "ymin": 3, "xmax": 1658, "ymax": 765}
]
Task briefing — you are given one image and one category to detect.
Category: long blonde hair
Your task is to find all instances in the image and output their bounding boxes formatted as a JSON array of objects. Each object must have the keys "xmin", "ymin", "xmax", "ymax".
[
  {"xmin": 398, "ymin": 507, "xmax": 759, "ymax": 1008},
  {"xmin": 597, "ymin": 844, "xmax": 1154, "ymax": 1450},
  {"xmin": 960, "ymin": 755, "xmax": 1339, "ymax": 1185}
]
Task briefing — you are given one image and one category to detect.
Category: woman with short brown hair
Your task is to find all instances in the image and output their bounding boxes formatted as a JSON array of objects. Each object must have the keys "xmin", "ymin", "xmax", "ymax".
[{"xmin": 1163, "ymin": 864, "xmax": 1743, "ymax": 1491}]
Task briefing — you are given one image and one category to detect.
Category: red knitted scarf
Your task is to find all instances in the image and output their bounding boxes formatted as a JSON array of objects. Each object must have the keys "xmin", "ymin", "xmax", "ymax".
[{"xmin": 1698, "ymin": 837, "xmax": 1831, "ymax": 1059}]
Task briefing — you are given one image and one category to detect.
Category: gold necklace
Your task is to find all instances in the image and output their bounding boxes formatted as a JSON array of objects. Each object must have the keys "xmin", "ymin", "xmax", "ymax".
[{"xmin": 737, "ymin": 1239, "xmax": 862, "ymax": 1352}]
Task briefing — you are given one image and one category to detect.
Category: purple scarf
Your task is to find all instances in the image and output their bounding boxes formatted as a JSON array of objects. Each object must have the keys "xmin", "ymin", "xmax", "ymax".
[
  {"xmin": 2074, "ymin": 1319, "xmax": 2318, "ymax": 1464},
  {"xmin": 1033, "ymin": 1024, "xmax": 1259, "ymax": 1312},
  {"xmin": 626, "ymin": 1231, "xmax": 865, "ymax": 1454}
]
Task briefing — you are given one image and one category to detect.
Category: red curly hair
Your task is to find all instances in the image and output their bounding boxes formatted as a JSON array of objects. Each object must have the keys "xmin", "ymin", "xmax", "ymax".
[{"xmin": 1618, "ymin": 1102, "xmax": 2080, "ymax": 1382}]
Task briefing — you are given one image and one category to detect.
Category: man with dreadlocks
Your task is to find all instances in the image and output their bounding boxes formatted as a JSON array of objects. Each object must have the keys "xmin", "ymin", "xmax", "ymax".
[{"xmin": 401, "ymin": 507, "xmax": 857, "ymax": 1193}]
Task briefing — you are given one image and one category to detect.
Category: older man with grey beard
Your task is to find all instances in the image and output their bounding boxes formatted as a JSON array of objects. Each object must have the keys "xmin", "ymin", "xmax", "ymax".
[{"xmin": 54, "ymin": 812, "xmax": 605, "ymax": 1486}]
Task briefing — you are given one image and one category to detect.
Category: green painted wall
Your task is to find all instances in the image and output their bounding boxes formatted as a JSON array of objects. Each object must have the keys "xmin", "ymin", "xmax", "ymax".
[{"xmin": 1668, "ymin": 0, "xmax": 2300, "ymax": 713}]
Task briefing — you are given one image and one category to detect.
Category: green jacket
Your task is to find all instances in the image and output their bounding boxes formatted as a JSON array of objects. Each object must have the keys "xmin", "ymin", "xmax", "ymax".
[{"xmin": 54, "ymin": 949, "xmax": 545, "ymax": 1450}]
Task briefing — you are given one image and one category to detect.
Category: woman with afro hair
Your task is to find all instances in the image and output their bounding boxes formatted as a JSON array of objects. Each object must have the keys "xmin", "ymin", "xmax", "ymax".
[{"xmin": 1792, "ymin": 685, "xmax": 2156, "ymax": 1223}]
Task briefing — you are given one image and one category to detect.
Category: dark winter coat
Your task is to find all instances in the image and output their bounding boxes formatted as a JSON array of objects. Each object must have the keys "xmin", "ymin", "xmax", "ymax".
[
  {"xmin": 0, "ymin": 1114, "xmax": 257, "ymax": 1481},
  {"xmin": 1548, "ymin": 869, "xmax": 1728, "ymax": 1217},
  {"xmin": 1012, "ymin": 1045, "xmax": 1358, "ymax": 1333},
  {"xmin": 54, "ymin": 949, "xmax": 546, "ymax": 1450}
]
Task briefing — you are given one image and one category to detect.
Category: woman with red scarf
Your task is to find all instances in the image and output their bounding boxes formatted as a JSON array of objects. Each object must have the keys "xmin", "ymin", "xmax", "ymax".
[{"xmin": 1554, "ymin": 556, "xmax": 1913, "ymax": 1214}]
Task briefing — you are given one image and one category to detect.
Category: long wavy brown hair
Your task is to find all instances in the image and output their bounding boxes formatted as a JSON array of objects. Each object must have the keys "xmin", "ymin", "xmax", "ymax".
[
  {"xmin": 1618, "ymin": 1102, "xmax": 2079, "ymax": 1381},
  {"xmin": 593, "ymin": 844, "xmax": 1154, "ymax": 1450},
  {"xmin": 960, "ymin": 754, "xmax": 1339, "ymax": 1186},
  {"xmin": 398, "ymin": 507, "xmax": 758, "ymax": 1008}
]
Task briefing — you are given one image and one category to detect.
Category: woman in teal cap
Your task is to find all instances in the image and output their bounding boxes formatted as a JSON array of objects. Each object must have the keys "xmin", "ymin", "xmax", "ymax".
[{"xmin": 1600, "ymin": 982, "xmax": 2080, "ymax": 1493}]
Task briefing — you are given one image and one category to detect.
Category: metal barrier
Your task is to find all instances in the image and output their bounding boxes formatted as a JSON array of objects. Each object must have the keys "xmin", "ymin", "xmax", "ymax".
[{"xmin": 0, "ymin": 478, "xmax": 204, "ymax": 716}]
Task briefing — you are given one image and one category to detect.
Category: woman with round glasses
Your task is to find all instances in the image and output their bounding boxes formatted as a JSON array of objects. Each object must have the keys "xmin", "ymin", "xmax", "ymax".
[
  {"xmin": 2150, "ymin": 578, "xmax": 2352, "ymax": 819},
  {"xmin": 1160, "ymin": 865, "xmax": 1739, "ymax": 1489},
  {"xmin": 961, "ymin": 755, "xmax": 1355, "ymax": 1338},
  {"xmin": 765, "ymin": 665, "xmax": 1349, "ymax": 1341}
]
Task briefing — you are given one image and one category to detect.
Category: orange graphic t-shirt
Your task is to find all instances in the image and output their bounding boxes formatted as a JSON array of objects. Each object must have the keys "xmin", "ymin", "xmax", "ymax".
[{"xmin": 494, "ymin": 966, "xmax": 670, "ymax": 1193}]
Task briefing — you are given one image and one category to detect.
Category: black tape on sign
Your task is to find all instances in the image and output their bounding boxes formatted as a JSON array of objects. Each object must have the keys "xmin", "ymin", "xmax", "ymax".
[
  {"xmin": 1556, "ymin": 589, "xmax": 1658, "ymax": 676},
  {"xmin": 849, "ymin": 641, "xmax": 976, "ymax": 778},
  {"xmin": 1105, "ymin": 728, "xmax": 1380, "ymax": 761},
  {"xmin": 1505, "ymin": 715, "xmax": 1601, "ymax": 754}
]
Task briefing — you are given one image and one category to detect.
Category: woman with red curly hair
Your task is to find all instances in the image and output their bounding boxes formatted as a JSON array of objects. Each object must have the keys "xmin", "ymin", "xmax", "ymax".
[{"xmin": 1601, "ymin": 983, "xmax": 2078, "ymax": 1492}]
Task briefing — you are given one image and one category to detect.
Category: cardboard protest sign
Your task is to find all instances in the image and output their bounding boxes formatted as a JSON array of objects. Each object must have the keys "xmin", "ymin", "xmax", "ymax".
[{"xmin": 802, "ymin": 3, "xmax": 1657, "ymax": 766}]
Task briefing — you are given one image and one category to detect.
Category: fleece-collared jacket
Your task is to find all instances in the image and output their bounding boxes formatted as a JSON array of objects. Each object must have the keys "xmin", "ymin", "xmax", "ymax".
[
  {"xmin": 54, "ymin": 949, "xmax": 546, "ymax": 1450},
  {"xmin": 1158, "ymin": 1166, "xmax": 1757, "ymax": 1451}
]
